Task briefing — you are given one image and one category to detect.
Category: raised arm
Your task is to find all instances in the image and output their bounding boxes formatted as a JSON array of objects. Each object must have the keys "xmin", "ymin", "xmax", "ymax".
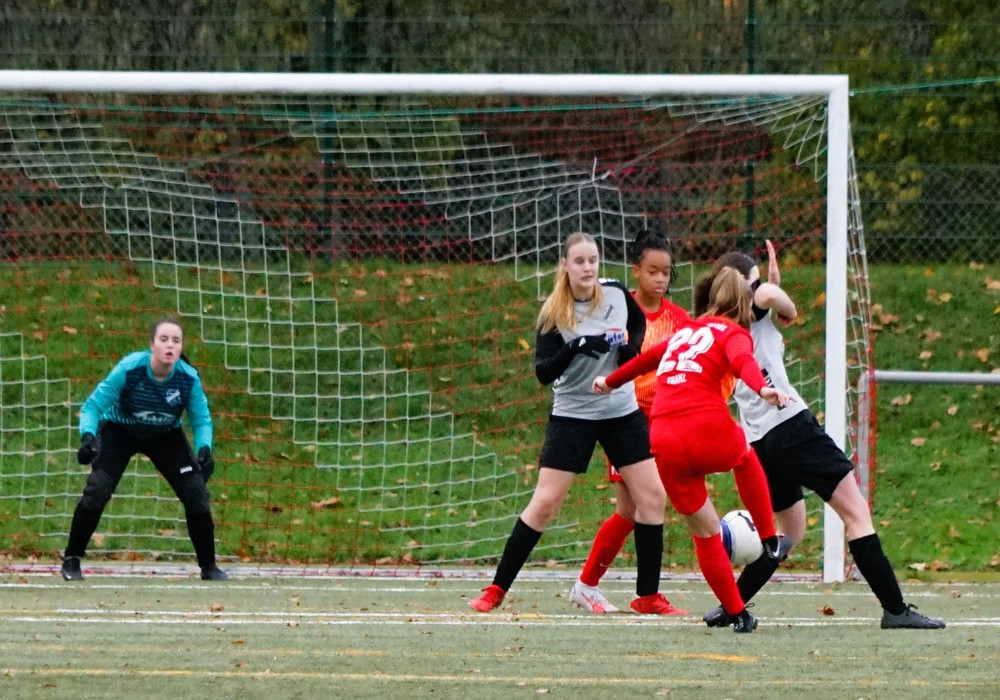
[{"xmin": 753, "ymin": 282, "xmax": 797, "ymax": 322}]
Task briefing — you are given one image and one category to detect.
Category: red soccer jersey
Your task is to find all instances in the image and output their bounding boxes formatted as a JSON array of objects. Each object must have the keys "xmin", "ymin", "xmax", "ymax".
[
  {"xmin": 632, "ymin": 296, "xmax": 690, "ymax": 415},
  {"xmin": 606, "ymin": 315, "xmax": 766, "ymax": 420}
]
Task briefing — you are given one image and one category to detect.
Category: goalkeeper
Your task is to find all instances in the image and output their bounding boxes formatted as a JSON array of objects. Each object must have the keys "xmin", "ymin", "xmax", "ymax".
[
  {"xmin": 60, "ymin": 317, "xmax": 227, "ymax": 582},
  {"xmin": 697, "ymin": 242, "xmax": 944, "ymax": 630}
]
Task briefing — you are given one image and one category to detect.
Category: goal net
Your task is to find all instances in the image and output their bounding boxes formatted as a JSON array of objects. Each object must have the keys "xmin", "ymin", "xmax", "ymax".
[{"xmin": 0, "ymin": 72, "xmax": 870, "ymax": 580}]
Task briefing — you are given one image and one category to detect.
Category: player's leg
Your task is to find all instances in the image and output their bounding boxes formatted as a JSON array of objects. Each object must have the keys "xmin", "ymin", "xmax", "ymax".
[
  {"xmin": 572, "ymin": 478, "xmax": 632, "ymax": 613},
  {"xmin": 682, "ymin": 496, "xmax": 757, "ymax": 633},
  {"xmin": 603, "ymin": 411, "xmax": 675, "ymax": 612},
  {"xmin": 701, "ymin": 498, "xmax": 806, "ymax": 626},
  {"xmin": 699, "ymin": 427, "xmax": 794, "ymax": 626},
  {"xmin": 826, "ymin": 475, "xmax": 944, "ymax": 628},
  {"xmin": 469, "ymin": 467, "xmax": 576, "ymax": 611},
  {"xmin": 146, "ymin": 429, "xmax": 227, "ymax": 580},
  {"xmin": 62, "ymin": 422, "xmax": 134, "ymax": 580},
  {"xmin": 775, "ymin": 415, "xmax": 924, "ymax": 623},
  {"xmin": 470, "ymin": 415, "xmax": 591, "ymax": 611},
  {"xmin": 617, "ymin": 457, "xmax": 667, "ymax": 606},
  {"xmin": 730, "ymin": 446, "xmax": 778, "ymax": 543}
]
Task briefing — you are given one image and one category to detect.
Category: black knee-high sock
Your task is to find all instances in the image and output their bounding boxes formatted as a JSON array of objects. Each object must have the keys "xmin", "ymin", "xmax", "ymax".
[
  {"xmin": 849, "ymin": 533, "xmax": 906, "ymax": 614},
  {"xmin": 632, "ymin": 522, "xmax": 664, "ymax": 597},
  {"xmin": 492, "ymin": 518, "xmax": 542, "ymax": 591},
  {"xmin": 734, "ymin": 552, "xmax": 781, "ymax": 603},
  {"xmin": 64, "ymin": 506, "xmax": 103, "ymax": 559},
  {"xmin": 186, "ymin": 511, "xmax": 218, "ymax": 570}
]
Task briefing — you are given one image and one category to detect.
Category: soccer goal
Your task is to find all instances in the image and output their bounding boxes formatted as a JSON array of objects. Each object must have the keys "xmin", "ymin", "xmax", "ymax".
[{"xmin": 0, "ymin": 71, "xmax": 870, "ymax": 582}]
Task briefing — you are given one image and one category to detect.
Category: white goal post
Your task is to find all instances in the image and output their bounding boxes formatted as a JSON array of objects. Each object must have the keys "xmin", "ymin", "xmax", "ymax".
[{"xmin": 0, "ymin": 71, "xmax": 862, "ymax": 582}]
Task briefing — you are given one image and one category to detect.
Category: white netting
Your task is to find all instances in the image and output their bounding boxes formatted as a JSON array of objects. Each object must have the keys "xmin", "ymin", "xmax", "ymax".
[{"xmin": 0, "ymin": 76, "xmax": 868, "ymax": 573}]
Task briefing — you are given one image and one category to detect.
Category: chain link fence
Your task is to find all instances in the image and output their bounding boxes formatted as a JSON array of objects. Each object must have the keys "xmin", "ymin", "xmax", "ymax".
[{"xmin": 2, "ymin": 2, "xmax": 999, "ymax": 262}]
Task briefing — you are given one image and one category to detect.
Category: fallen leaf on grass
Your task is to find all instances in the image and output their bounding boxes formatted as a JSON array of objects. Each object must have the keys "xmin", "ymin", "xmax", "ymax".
[{"xmin": 311, "ymin": 496, "xmax": 342, "ymax": 510}]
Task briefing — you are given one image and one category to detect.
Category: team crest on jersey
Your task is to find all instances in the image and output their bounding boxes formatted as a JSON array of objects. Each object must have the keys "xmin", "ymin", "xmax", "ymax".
[
  {"xmin": 600, "ymin": 304, "xmax": 620, "ymax": 323},
  {"xmin": 164, "ymin": 389, "xmax": 182, "ymax": 405}
]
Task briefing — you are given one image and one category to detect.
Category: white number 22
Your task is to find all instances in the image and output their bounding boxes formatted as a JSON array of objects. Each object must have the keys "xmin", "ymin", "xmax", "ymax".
[{"xmin": 656, "ymin": 326, "xmax": 715, "ymax": 376}]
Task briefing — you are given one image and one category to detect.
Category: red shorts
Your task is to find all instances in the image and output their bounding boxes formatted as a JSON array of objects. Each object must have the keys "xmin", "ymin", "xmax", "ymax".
[{"xmin": 650, "ymin": 407, "xmax": 750, "ymax": 515}]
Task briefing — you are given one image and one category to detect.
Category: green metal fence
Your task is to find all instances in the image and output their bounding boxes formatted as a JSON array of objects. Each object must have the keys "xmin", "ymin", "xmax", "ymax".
[{"xmin": 2, "ymin": 1, "xmax": 1000, "ymax": 262}]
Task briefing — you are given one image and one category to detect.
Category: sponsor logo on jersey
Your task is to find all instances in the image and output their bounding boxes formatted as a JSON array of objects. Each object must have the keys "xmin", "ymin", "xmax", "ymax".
[
  {"xmin": 132, "ymin": 410, "xmax": 176, "ymax": 425},
  {"xmin": 604, "ymin": 328, "xmax": 626, "ymax": 347}
]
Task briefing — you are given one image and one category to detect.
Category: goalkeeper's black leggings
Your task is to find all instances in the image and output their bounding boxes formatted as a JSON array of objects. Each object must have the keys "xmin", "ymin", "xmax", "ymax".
[{"xmin": 65, "ymin": 422, "xmax": 217, "ymax": 569}]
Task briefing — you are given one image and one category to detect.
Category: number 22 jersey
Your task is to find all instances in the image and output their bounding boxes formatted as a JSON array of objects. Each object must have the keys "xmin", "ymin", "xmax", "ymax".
[{"xmin": 605, "ymin": 315, "xmax": 767, "ymax": 419}]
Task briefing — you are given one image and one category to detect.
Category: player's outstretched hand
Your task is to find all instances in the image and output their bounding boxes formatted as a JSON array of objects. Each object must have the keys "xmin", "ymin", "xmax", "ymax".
[
  {"xmin": 196, "ymin": 446, "xmax": 215, "ymax": 482},
  {"xmin": 766, "ymin": 239, "xmax": 780, "ymax": 286},
  {"xmin": 593, "ymin": 377, "xmax": 612, "ymax": 395},
  {"xmin": 77, "ymin": 432, "xmax": 98, "ymax": 465},
  {"xmin": 574, "ymin": 335, "xmax": 611, "ymax": 359},
  {"xmin": 759, "ymin": 386, "xmax": 795, "ymax": 408}
]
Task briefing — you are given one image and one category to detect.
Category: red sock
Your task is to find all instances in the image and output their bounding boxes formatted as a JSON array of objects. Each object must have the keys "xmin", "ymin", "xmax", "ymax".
[
  {"xmin": 732, "ymin": 449, "xmax": 777, "ymax": 541},
  {"xmin": 579, "ymin": 511, "xmax": 634, "ymax": 586},
  {"xmin": 694, "ymin": 534, "xmax": 746, "ymax": 615}
]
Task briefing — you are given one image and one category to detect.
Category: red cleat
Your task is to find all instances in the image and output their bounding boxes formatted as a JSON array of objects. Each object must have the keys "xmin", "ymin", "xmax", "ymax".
[
  {"xmin": 630, "ymin": 592, "xmax": 688, "ymax": 615},
  {"xmin": 469, "ymin": 584, "xmax": 506, "ymax": 612}
]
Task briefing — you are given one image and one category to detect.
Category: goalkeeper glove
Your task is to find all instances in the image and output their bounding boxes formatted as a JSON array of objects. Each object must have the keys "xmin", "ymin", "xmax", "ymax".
[
  {"xmin": 573, "ymin": 335, "xmax": 611, "ymax": 359},
  {"xmin": 196, "ymin": 446, "xmax": 215, "ymax": 482},
  {"xmin": 77, "ymin": 433, "xmax": 98, "ymax": 465}
]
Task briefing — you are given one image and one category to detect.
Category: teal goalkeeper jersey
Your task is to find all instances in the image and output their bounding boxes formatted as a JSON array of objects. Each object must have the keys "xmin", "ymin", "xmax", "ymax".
[{"xmin": 78, "ymin": 350, "xmax": 213, "ymax": 450}]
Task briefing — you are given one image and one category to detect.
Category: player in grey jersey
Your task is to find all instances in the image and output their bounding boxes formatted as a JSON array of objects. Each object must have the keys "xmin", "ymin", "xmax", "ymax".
[
  {"xmin": 469, "ymin": 232, "xmax": 672, "ymax": 614},
  {"xmin": 695, "ymin": 241, "xmax": 944, "ymax": 630}
]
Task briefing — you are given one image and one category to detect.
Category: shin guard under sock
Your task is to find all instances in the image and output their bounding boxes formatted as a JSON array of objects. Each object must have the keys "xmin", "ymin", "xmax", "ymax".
[
  {"xmin": 492, "ymin": 518, "xmax": 543, "ymax": 591},
  {"xmin": 694, "ymin": 534, "xmax": 745, "ymax": 615},
  {"xmin": 849, "ymin": 533, "xmax": 906, "ymax": 615},
  {"xmin": 632, "ymin": 521, "xmax": 664, "ymax": 597},
  {"xmin": 580, "ymin": 512, "xmax": 635, "ymax": 586}
]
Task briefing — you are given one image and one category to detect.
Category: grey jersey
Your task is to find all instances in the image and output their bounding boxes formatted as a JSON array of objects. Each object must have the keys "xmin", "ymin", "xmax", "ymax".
[
  {"xmin": 733, "ymin": 310, "xmax": 807, "ymax": 442},
  {"xmin": 536, "ymin": 279, "xmax": 644, "ymax": 419}
]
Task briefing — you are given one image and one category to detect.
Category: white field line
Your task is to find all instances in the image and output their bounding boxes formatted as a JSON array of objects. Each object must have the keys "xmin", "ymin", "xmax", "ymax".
[{"xmin": 2, "ymin": 611, "xmax": 998, "ymax": 628}]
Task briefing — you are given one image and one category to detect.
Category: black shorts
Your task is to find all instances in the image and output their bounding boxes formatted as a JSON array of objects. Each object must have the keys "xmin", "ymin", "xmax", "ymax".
[
  {"xmin": 539, "ymin": 410, "xmax": 653, "ymax": 474},
  {"xmin": 749, "ymin": 410, "xmax": 854, "ymax": 512}
]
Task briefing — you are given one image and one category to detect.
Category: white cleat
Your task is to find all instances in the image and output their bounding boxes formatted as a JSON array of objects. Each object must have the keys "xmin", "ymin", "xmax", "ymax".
[{"xmin": 569, "ymin": 580, "xmax": 620, "ymax": 614}]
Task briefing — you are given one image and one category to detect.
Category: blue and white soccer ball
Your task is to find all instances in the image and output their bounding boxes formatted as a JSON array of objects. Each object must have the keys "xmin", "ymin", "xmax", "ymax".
[{"xmin": 721, "ymin": 509, "xmax": 763, "ymax": 567}]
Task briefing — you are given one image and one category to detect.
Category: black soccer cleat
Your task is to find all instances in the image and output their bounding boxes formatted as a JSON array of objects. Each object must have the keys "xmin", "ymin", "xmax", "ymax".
[
  {"xmin": 763, "ymin": 534, "xmax": 793, "ymax": 563},
  {"xmin": 200, "ymin": 566, "xmax": 229, "ymax": 581},
  {"xmin": 880, "ymin": 604, "xmax": 945, "ymax": 629},
  {"xmin": 702, "ymin": 605, "xmax": 730, "ymax": 628},
  {"xmin": 732, "ymin": 608, "xmax": 759, "ymax": 633},
  {"xmin": 61, "ymin": 556, "xmax": 84, "ymax": 581}
]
